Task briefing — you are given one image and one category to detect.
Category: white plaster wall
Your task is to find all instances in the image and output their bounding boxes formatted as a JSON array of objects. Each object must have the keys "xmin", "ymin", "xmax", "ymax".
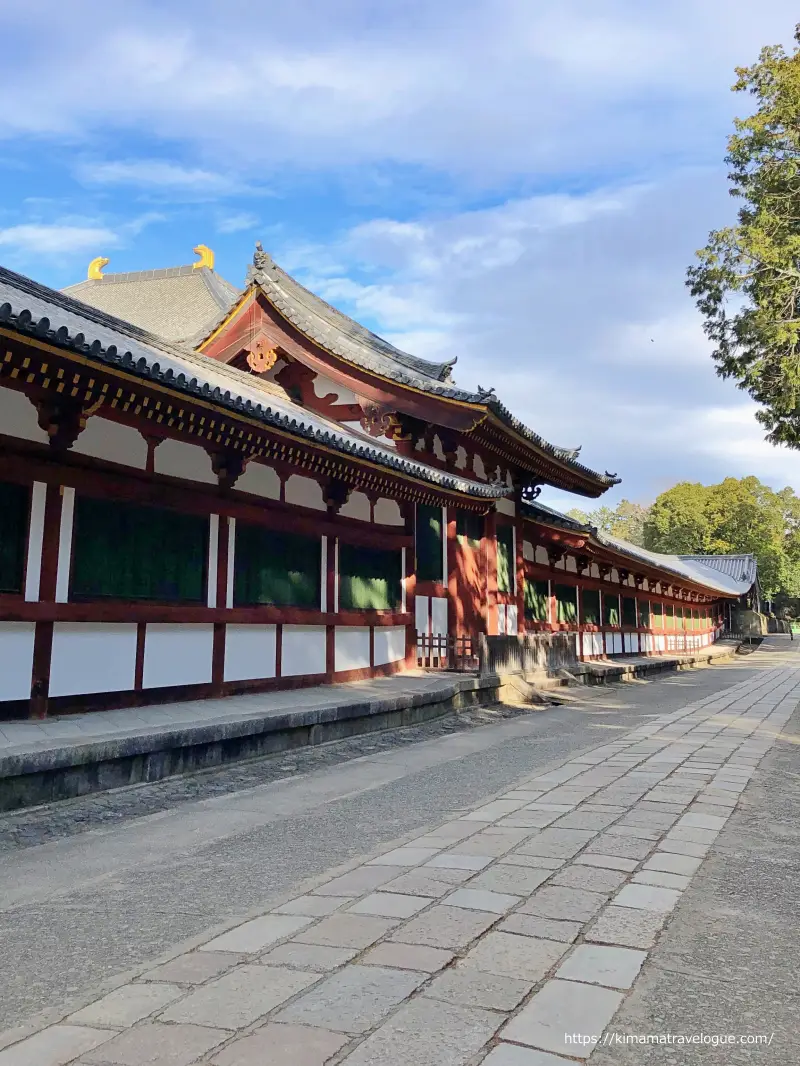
[
  {"xmin": 496, "ymin": 497, "xmax": 516, "ymax": 516},
  {"xmin": 590, "ymin": 563, "xmax": 600, "ymax": 579},
  {"xmin": 25, "ymin": 482, "xmax": 46, "ymax": 602},
  {"xmin": 54, "ymin": 486, "xmax": 75, "ymax": 604},
  {"xmin": 374, "ymin": 498, "xmax": 403, "ymax": 526},
  {"xmin": 0, "ymin": 386, "xmax": 48, "ymax": 444},
  {"xmin": 50, "ymin": 623, "xmax": 137, "ymax": 697},
  {"xmin": 374, "ymin": 626, "xmax": 406, "ymax": 666},
  {"xmin": 415, "ymin": 595, "xmax": 430, "ymax": 635},
  {"xmin": 73, "ymin": 417, "xmax": 147, "ymax": 469},
  {"xmin": 433, "ymin": 435, "xmax": 446, "ymax": 462},
  {"xmin": 335, "ymin": 626, "xmax": 371, "ymax": 672},
  {"xmin": 0, "ymin": 622, "xmax": 34, "ymax": 702},
  {"xmin": 523, "ymin": 540, "xmax": 534, "ymax": 562},
  {"xmin": 431, "ymin": 596, "xmax": 448, "ymax": 636},
  {"xmin": 237, "ymin": 462, "xmax": 280, "ymax": 500},
  {"xmin": 224, "ymin": 624, "xmax": 277, "ymax": 682},
  {"xmin": 207, "ymin": 514, "xmax": 219, "ymax": 609},
  {"xmin": 473, "ymin": 454, "xmax": 487, "ymax": 480},
  {"xmin": 282, "ymin": 625, "xmax": 326, "ymax": 676},
  {"xmin": 554, "ymin": 556, "xmax": 565, "ymax": 570},
  {"xmin": 154, "ymin": 439, "xmax": 216, "ymax": 484},
  {"xmin": 506, "ymin": 604, "xmax": 518, "ymax": 636},
  {"xmin": 285, "ymin": 474, "xmax": 326, "ymax": 511},
  {"xmin": 339, "ymin": 491, "xmax": 371, "ymax": 522},
  {"xmin": 313, "ymin": 374, "xmax": 358, "ymax": 405},
  {"xmin": 455, "ymin": 446, "xmax": 468, "ymax": 470},
  {"xmin": 565, "ymin": 556, "xmax": 577, "ymax": 573},
  {"xmin": 534, "ymin": 546, "xmax": 550, "ymax": 566},
  {"xmin": 612, "ymin": 633, "xmax": 623, "ymax": 655},
  {"xmin": 497, "ymin": 604, "xmax": 506, "ymax": 635},
  {"xmin": 143, "ymin": 624, "xmax": 214, "ymax": 688},
  {"xmin": 610, "ymin": 569, "xmax": 620, "ymax": 583}
]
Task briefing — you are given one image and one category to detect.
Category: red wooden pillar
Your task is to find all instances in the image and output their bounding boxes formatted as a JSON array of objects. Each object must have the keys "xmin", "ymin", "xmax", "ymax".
[
  {"xmin": 485, "ymin": 507, "xmax": 498, "ymax": 635},
  {"xmin": 446, "ymin": 506, "xmax": 457, "ymax": 634},
  {"xmin": 515, "ymin": 514, "xmax": 525, "ymax": 635},
  {"xmin": 325, "ymin": 535, "xmax": 337, "ymax": 681},
  {"xmin": 404, "ymin": 525, "xmax": 417, "ymax": 669},
  {"xmin": 211, "ymin": 513, "xmax": 229, "ymax": 695}
]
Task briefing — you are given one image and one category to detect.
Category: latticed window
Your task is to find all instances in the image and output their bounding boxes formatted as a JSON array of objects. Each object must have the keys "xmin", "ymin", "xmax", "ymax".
[
  {"xmin": 638, "ymin": 599, "xmax": 651, "ymax": 629},
  {"xmin": 604, "ymin": 593, "xmax": 620, "ymax": 626},
  {"xmin": 622, "ymin": 596, "xmax": 637, "ymax": 627},
  {"xmin": 496, "ymin": 524, "xmax": 514, "ymax": 593},
  {"xmin": 554, "ymin": 584, "xmax": 578, "ymax": 624},
  {"xmin": 582, "ymin": 588, "xmax": 601, "ymax": 625},
  {"xmin": 0, "ymin": 480, "xmax": 29, "ymax": 594},
  {"xmin": 235, "ymin": 523, "xmax": 320, "ymax": 607},
  {"xmin": 339, "ymin": 543, "xmax": 401, "ymax": 610},
  {"xmin": 456, "ymin": 510, "xmax": 483, "ymax": 549},
  {"xmin": 71, "ymin": 496, "xmax": 207, "ymax": 603},
  {"xmin": 416, "ymin": 504, "xmax": 443, "ymax": 583},
  {"xmin": 524, "ymin": 579, "xmax": 549, "ymax": 622}
]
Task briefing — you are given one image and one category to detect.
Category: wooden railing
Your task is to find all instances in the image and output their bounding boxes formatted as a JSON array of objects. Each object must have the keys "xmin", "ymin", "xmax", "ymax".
[{"xmin": 416, "ymin": 633, "xmax": 479, "ymax": 672}]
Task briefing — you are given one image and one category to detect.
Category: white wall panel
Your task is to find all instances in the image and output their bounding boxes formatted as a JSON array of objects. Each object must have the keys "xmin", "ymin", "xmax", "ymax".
[
  {"xmin": 154, "ymin": 439, "xmax": 216, "ymax": 484},
  {"xmin": 224, "ymin": 624, "xmax": 277, "ymax": 682},
  {"xmin": 565, "ymin": 556, "xmax": 577, "ymax": 573},
  {"xmin": 24, "ymin": 482, "xmax": 47, "ymax": 602},
  {"xmin": 54, "ymin": 486, "xmax": 75, "ymax": 604},
  {"xmin": 523, "ymin": 540, "xmax": 534, "ymax": 562},
  {"xmin": 237, "ymin": 462, "xmax": 280, "ymax": 500},
  {"xmin": 497, "ymin": 604, "xmax": 506, "ymax": 635},
  {"xmin": 496, "ymin": 497, "xmax": 516, "ymax": 516},
  {"xmin": 612, "ymin": 633, "xmax": 622, "ymax": 655},
  {"xmin": 50, "ymin": 623, "xmax": 137, "ymax": 697},
  {"xmin": 320, "ymin": 537, "xmax": 328, "ymax": 613},
  {"xmin": 285, "ymin": 474, "xmax": 326, "ymax": 511},
  {"xmin": 374, "ymin": 626, "xmax": 407, "ymax": 666},
  {"xmin": 0, "ymin": 386, "xmax": 48, "ymax": 443},
  {"xmin": 143, "ymin": 624, "xmax": 214, "ymax": 688},
  {"xmin": 535, "ymin": 546, "xmax": 550, "ymax": 565},
  {"xmin": 207, "ymin": 514, "xmax": 219, "ymax": 609},
  {"xmin": 374, "ymin": 498, "xmax": 404, "ymax": 526},
  {"xmin": 415, "ymin": 594, "xmax": 429, "ymax": 636},
  {"xmin": 339, "ymin": 491, "xmax": 371, "ymax": 521},
  {"xmin": 431, "ymin": 596, "xmax": 448, "ymax": 636},
  {"xmin": 282, "ymin": 625, "xmax": 326, "ymax": 676},
  {"xmin": 73, "ymin": 417, "xmax": 147, "ymax": 469},
  {"xmin": 0, "ymin": 623, "xmax": 34, "ymax": 702},
  {"xmin": 335, "ymin": 626, "xmax": 371, "ymax": 672},
  {"xmin": 506, "ymin": 604, "xmax": 518, "ymax": 636}
]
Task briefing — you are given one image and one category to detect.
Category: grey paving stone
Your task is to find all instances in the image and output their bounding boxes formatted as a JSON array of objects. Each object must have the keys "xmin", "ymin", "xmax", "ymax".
[
  {"xmin": 200, "ymin": 914, "xmax": 312, "ymax": 954},
  {"xmin": 498, "ymin": 914, "xmax": 581, "ymax": 943},
  {"xmin": 461, "ymin": 931, "xmax": 567, "ymax": 981},
  {"xmin": 613, "ymin": 883, "xmax": 681, "ymax": 913},
  {"xmin": 500, "ymin": 853, "xmax": 565, "ymax": 871},
  {"xmin": 617, "ymin": 810, "xmax": 678, "ymax": 830},
  {"xmin": 0, "ymin": 1026, "xmax": 115, "ymax": 1066},
  {"xmin": 160, "ymin": 965, "xmax": 318, "ymax": 1028},
  {"xmin": 632, "ymin": 870, "xmax": 691, "ymax": 890},
  {"xmin": 294, "ymin": 913, "xmax": 397, "ymax": 949},
  {"xmin": 368, "ymin": 847, "xmax": 440, "ymax": 866},
  {"xmin": 575, "ymin": 855, "xmax": 638, "ymax": 873},
  {"xmin": 606, "ymin": 824, "xmax": 661, "ymax": 841},
  {"xmin": 427, "ymin": 967, "xmax": 532, "ymax": 1011},
  {"xmin": 424, "ymin": 854, "xmax": 494, "ymax": 871},
  {"xmin": 258, "ymin": 943, "xmax": 358, "ymax": 972},
  {"xmin": 273, "ymin": 895, "xmax": 354, "ymax": 917},
  {"xmin": 421, "ymin": 820, "xmax": 484, "ymax": 843},
  {"xmin": 585, "ymin": 906, "xmax": 667, "ymax": 948},
  {"xmin": 347, "ymin": 892, "xmax": 430, "ymax": 919},
  {"xmin": 381, "ymin": 869, "xmax": 473, "ymax": 897},
  {"xmin": 453, "ymin": 834, "xmax": 525, "ymax": 857},
  {"xmin": 69, "ymin": 984, "xmax": 184, "ymax": 1028},
  {"xmin": 499, "ymin": 813, "xmax": 561, "ymax": 829},
  {"xmin": 501, "ymin": 979, "xmax": 624, "ymax": 1058},
  {"xmin": 676, "ymin": 812, "xmax": 728, "ymax": 831},
  {"xmin": 551, "ymin": 812, "xmax": 619, "ymax": 831},
  {"xmin": 339, "ymin": 997, "xmax": 503, "ymax": 1066},
  {"xmin": 555, "ymin": 944, "xmax": 647, "ymax": 989},
  {"xmin": 665, "ymin": 826, "xmax": 719, "ymax": 845},
  {"xmin": 549, "ymin": 865, "xmax": 628, "ymax": 894},
  {"xmin": 468, "ymin": 865, "xmax": 551, "ymax": 896},
  {"xmin": 360, "ymin": 943, "xmax": 454, "ymax": 972},
  {"xmin": 312, "ymin": 866, "xmax": 403, "ymax": 896},
  {"xmin": 390, "ymin": 906, "xmax": 498, "ymax": 949},
  {"xmin": 642, "ymin": 852, "xmax": 702, "ymax": 876},
  {"xmin": 444, "ymin": 889, "xmax": 521, "ymax": 915},
  {"xmin": 585, "ymin": 834, "xmax": 653, "ymax": 860},
  {"xmin": 521, "ymin": 886, "xmax": 606, "ymax": 922},
  {"xmin": 274, "ymin": 965, "xmax": 425, "ymax": 1034},
  {"xmin": 481, "ymin": 1044, "xmax": 577, "ymax": 1065},
  {"xmin": 209, "ymin": 1023, "xmax": 348, "ymax": 1066},
  {"xmin": 518, "ymin": 829, "xmax": 595, "ymax": 859},
  {"xmin": 139, "ymin": 953, "xmax": 239, "ymax": 986},
  {"xmin": 464, "ymin": 800, "xmax": 528, "ymax": 821},
  {"xmin": 657, "ymin": 837, "xmax": 710, "ymax": 858},
  {"xmin": 82, "ymin": 1023, "xmax": 228, "ymax": 1066},
  {"xmin": 500, "ymin": 791, "xmax": 546, "ymax": 802}
]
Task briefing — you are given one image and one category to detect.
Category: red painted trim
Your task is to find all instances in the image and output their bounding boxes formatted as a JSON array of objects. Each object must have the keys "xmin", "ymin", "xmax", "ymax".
[
  {"xmin": 275, "ymin": 623, "xmax": 283, "ymax": 680},
  {"xmin": 134, "ymin": 623, "xmax": 146, "ymax": 690}
]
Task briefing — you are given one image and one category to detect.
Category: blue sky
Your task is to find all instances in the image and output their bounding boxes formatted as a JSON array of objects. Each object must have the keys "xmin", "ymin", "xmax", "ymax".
[{"xmin": 1, "ymin": 0, "xmax": 798, "ymax": 508}]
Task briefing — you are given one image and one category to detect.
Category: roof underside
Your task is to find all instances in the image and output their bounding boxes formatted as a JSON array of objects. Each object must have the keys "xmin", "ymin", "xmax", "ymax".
[
  {"xmin": 0, "ymin": 265, "xmax": 508, "ymax": 499},
  {"xmin": 522, "ymin": 500, "xmax": 756, "ymax": 596},
  {"xmin": 63, "ymin": 266, "xmax": 240, "ymax": 345}
]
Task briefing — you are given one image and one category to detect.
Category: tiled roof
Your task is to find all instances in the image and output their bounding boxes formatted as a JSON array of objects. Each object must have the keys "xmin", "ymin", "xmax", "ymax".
[
  {"xmin": 521, "ymin": 500, "xmax": 756, "ymax": 596},
  {"xmin": 63, "ymin": 266, "xmax": 240, "ymax": 345},
  {"xmin": 247, "ymin": 247, "xmax": 619, "ymax": 490},
  {"xmin": 0, "ymin": 265, "xmax": 510, "ymax": 500}
]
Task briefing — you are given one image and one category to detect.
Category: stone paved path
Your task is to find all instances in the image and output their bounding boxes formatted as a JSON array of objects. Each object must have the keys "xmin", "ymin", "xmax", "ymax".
[{"xmin": 1, "ymin": 638, "xmax": 796, "ymax": 1066}]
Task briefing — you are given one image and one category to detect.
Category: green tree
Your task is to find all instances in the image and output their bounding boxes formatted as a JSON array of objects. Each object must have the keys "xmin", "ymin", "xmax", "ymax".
[
  {"xmin": 687, "ymin": 27, "xmax": 800, "ymax": 445},
  {"xmin": 643, "ymin": 483, "xmax": 712, "ymax": 554},
  {"xmin": 566, "ymin": 499, "xmax": 649, "ymax": 546}
]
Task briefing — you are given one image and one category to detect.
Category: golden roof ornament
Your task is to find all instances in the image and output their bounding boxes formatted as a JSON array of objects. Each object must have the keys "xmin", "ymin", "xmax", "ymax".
[
  {"xmin": 87, "ymin": 256, "xmax": 109, "ymax": 280},
  {"xmin": 193, "ymin": 244, "xmax": 215, "ymax": 270}
]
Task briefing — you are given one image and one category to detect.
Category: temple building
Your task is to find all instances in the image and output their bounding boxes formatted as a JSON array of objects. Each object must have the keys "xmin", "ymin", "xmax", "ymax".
[{"xmin": 0, "ymin": 245, "xmax": 757, "ymax": 719}]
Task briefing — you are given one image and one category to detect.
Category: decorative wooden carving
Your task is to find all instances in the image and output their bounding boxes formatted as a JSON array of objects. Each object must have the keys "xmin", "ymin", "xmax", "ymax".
[
  {"xmin": 208, "ymin": 449, "xmax": 248, "ymax": 488},
  {"xmin": 35, "ymin": 395, "xmax": 102, "ymax": 451},
  {"xmin": 323, "ymin": 477, "xmax": 353, "ymax": 515},
  {"xmin": 246, "ymin": 335, "xmax": 279, "ymax": 374}
]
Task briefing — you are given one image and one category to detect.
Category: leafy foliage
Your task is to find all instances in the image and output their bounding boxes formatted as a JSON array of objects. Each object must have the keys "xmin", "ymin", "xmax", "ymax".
[
  {"xmin": 687, "ymin": 26, "xmax": 800, "ymax": 445},
  {"xmin": 566, "ymin": 499, "xmax": 648, "ymax": 546}
]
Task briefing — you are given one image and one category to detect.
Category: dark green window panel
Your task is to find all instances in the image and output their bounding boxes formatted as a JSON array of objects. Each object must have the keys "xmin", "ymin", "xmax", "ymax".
[
  {"xmin": 582, "ymin": 588, "xmax": 601, "ymax": 625},
  {"xmin": 665, "ymin": 603, "xmax": 675, "ymax": 625},
  {"xmin": 456, "ymin": 510, "xmax": 483, "ymax": 549},
  {"xmin": 676, "ymin": 607, "xmax": 685, "ymax": 630},
  {"xmin": 339, "ymin": 543, "xmax": 401, "ymax": 610},
  {"xmin": 71, "ymin": 496, "xmax": 207, "ymax": 603},
  {"xmin": 554, "ymin": 584, "xmax": 578, "ymax": 624},
  {"xmin": 0, "ymin": 480, "xmax": 29, "ymax": 594},
  {"xmin": 622, "ymin": 596, "xmax": 637, "ymax": 627},
  {"xmin": 638, "ymin": 599, "xmax": 650, "ymax": 629},
  {"xmin": 603, "ymin": 593, "xmax": 620, "ymax": 627},
  {"xmin": 497, "ymin": 524, "xmax": 514, "ymax": 594},
  {"xmin": 235, "ymin": 523, "xmax": 320, "ymax": 607},
  {"xmin": 416, "ymin": 504, "xmax": 443, "ymax": 583},
  {"xmin": 652, "ymin": 601, "xmax": 663, "ymax": 627},
  {"xmin": 524, "ymin": 579, "xmax": 549, "ymax": 622}
]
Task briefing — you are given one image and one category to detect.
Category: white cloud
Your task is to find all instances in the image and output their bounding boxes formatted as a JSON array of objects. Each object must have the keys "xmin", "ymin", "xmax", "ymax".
[
  {"xmin": 0, "ymin": 224, "xmax": 119, "ymax": 256},
  {"xmin": 74, "ymin": 160, "xmax": 245, "ymax": 196},
  {"xmin": 216, "ymin": 211, "xmax": 259, "ymax": 234}
]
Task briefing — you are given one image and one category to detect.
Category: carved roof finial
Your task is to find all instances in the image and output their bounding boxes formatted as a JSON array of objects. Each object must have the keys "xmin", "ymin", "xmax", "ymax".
[
  {"xmin": 87, "ymin": 256, "xmax": 109, "ymax": 280},
  {"xmin": 193, "ymin": 244, "xmax": 215, "ymax": 271},
  {"xmin": 253, "ymin": 241, "xmax": 272, "ymax": 271}
]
